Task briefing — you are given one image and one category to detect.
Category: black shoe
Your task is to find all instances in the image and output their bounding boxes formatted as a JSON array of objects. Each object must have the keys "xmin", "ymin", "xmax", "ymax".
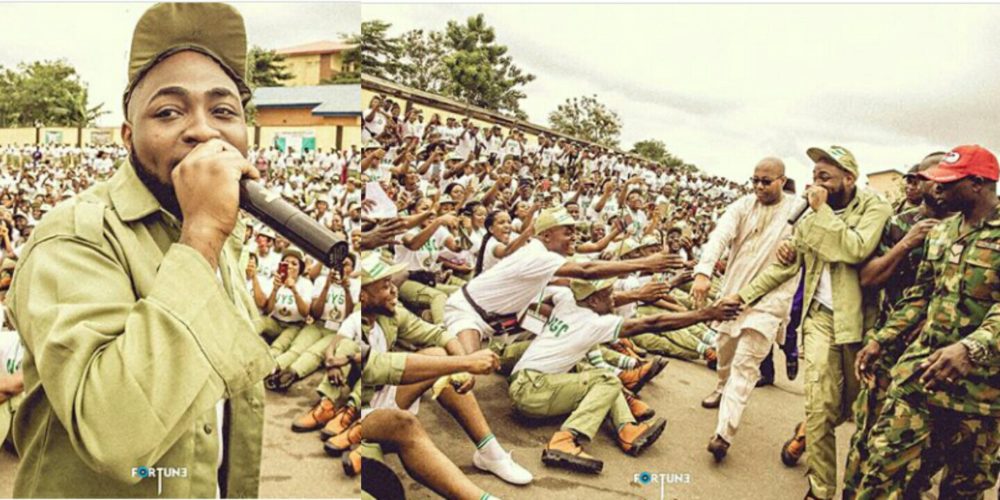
[
  {"xmin": 701, "ymin": 390, "xmax": 722, "ymax": 409},
  {"xmin": 786, "ymin": 357, "xmax": 799, "ymax": 381},
  {"xmin": 707, "ymin": 434, "xmax": 730, "ymax": 462},
  {"xmin": 361, "ymin": 458, "xmax": 406, "ymax": 499}
]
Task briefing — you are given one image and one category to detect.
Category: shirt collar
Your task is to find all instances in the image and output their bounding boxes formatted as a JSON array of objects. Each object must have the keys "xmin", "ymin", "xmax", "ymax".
[{"xmin": 109, "ymin": 160, "xmax": 168, "ymax": 223}]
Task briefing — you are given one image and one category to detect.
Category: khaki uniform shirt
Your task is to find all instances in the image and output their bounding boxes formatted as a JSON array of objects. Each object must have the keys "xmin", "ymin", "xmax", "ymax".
[
  {"xmin": 8, "ymin": 162, "xmax": 274, "ymax": 497},
  {"xmin": 359, "ymin": 306, "xmax": 451, "ymax": 405},
  {"xmin": 875, "ymin": 206, "xmax": 1000, "ymax": 416},
  {"xmin": 740, "ymin": 189, "xmax": 892, "ymax": 345}
]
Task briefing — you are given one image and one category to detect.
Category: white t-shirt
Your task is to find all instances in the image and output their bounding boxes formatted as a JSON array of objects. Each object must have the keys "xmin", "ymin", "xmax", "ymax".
[
  {"xmin": 0, "ymin": 330, "xmax": 23, "ymax": 376},
  {"xmin": 313, "ymin": 276, "xmax": 361, "ymax": 330},
  {"xmin": 363, "ymin": 112, "xmax": 386, "ymax": 141},
  {"xmin": 263, "ymin": 276, "xmax": 313, "ymax": 323},
  {"xmin": 625, "ymin": 208, "xmax": 648, "ymax": 236},
  {"xmin": 815, "ymin": 264, "xmax": 833, "ymax": 310},
  {"xmin": 814, "ymin": 207, "xmax": 846, "ymax": 310},
  {"xmin": 255, "ymin": 250, "xmax": 282, "ymax": 283},
  {"xmin": 512, "ymin": 287, "xmax": 623, "ymax": 374},
  {"xmin": 480, "ymin": 236, "xmax": 505, "ymax": 274},
  {"xmin": 395, "ymin": 226, "xmax": 452, "ymax": 272},
  {"xmin": 337, "ymin": 311, "xmax": 363, "ymax": 344},
  {"xmin": 464, "ymin": 239, "xmax": 566, "ymax": 316},
  {"xmin": 613, "ymin": 274, "xmax": 652, "ymax": 319}
]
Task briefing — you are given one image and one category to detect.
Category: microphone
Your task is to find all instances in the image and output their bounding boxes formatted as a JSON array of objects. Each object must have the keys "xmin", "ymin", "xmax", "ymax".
[
  {"xmin": 239, "ymin": 180, "xmax": 349, "ymax": 269},
  {"xmin": 787, "ymin": 199, "xmax": 810, "ymax": 225}
]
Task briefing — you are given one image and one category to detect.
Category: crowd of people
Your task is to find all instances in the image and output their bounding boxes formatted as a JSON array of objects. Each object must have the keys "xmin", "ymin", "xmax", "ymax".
[
  {"xmin": 346, "ymin": 89, "xmax": 1000, "ymax": 500},
  {"xmin": 2, "ymin": 94, "xmax": 998, "ymax": 500}
]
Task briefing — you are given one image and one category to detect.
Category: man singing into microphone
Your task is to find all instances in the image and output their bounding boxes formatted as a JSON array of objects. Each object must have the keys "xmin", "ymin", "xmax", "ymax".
[
  {"xmin": 7, "ymin": 3, "xmax": 274, "ymax": 497},
  {"xmin": 730, "ymin": 146, "xmax": 891, "ymax": 499}
]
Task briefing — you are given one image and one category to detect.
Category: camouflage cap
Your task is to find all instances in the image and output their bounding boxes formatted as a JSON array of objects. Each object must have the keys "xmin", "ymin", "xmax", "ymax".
[
  {"xmin": 806, "ymin": 145, "xmax": 859, "ymax": 178},
  {"xmin": 356, "ymin": 252, "xmax": 407, "ymax": 286},
  {"xmin": 534, "ymin": 207, "xmax": 583, "ymax": 236},
  {"xmin": 124, "ymin": 3, "xmax": 251, "ymax": 111},
  {"xmin": 570, "ymin": 278, "xmax": 616, "ymax": 302},
  {"xmin": 614, "ymin": 238, "xmax": 641, "ymax": 257}
]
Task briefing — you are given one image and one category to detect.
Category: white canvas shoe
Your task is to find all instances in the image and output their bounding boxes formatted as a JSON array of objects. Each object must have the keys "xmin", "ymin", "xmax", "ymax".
[{"xmin": 473, "ymin": 449, "xmax": 533, "ymax": 485}]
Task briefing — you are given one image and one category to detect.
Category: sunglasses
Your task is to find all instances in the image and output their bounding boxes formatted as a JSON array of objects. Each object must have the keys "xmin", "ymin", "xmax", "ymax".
[{"xmin": 749, "ymin": 176, "xmax": 782, "ymax": 186}]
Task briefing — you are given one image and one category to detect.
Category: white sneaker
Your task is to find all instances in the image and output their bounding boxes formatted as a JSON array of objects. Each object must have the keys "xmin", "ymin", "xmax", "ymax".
[{"xmin": 473, "ymin": 449, "xmax": 533, "ymax": 485}]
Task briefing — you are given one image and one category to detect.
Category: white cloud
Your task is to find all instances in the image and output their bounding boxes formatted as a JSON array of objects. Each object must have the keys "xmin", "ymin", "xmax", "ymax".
[
  {"xmin": 0, "ymin": 2, "xmax": 360, "ymax": 127},
  {"xmin": 365, "ymin": 3, "xmax": 1000, "ymax": 183}
]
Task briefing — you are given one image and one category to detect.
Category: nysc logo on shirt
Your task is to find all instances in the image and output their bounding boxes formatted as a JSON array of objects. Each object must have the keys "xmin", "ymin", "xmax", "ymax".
[
  {"xmin": 131, "ymin": 466, "xmax": 188, "ymax": 496},
  {"xmin": 545, "ymin": 317, "xmax": 569, "ymax": 337}
]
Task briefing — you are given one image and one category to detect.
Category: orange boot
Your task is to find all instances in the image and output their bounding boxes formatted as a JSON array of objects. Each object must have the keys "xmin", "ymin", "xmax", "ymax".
[
  {"xmin": 324, "ymin": 422, "xmax": 362, "ymax": 457},
  {"xmin": 618, "ymin": 357, "xmax": 668, "ymax": 394},
  {"xmin": 609, "ymin": 339, "xmax": 644, "ymax": 360},
  {"xmin": 291, "ymin": 398, "xmax": 337, "ymax": 433},
  {"xmin": 342, "ymin": 447, "xmax": 361, "ymax": 477},
  {"xmin": 541, "ymin": 430, "xmax": 603, "ymax": 474},
  {"xmin": 780, "ymin": 421, "xmax": 807, "ymax": 466},
  {"xmin": 320, "ymin": 404, "xmax": 358, "ymax": 440},
  {"xmin": 617, "ymin": 418, "xmax": 667, "ymax": 456},
  {"xmin": 704, "ymin": 347, "xmax": 718, "ymax": 371},
  {"xmin": 624, "ymin": 391, "xmax": 655, "ymax": 421}
]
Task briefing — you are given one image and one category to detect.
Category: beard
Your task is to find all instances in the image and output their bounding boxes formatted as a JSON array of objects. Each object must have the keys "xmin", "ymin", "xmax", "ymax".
[
  {"xmin": 130, "ymin": 148, "xmax": 182, "ymax": 219},
  {"xmin": 826, "ymin": 184, "xmax": 850, "ymax": 208},
  {"xmin": 922, "ymin": 190, "xmax": 945, "ymax": 211}
]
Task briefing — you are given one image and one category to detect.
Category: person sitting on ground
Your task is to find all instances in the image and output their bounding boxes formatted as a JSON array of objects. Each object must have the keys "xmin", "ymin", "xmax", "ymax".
[{"xmin": 508, "ymin": 278, "xmax": 740, "ymax": 473}]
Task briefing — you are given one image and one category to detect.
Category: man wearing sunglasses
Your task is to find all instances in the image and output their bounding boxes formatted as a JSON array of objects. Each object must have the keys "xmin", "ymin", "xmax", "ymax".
[
  {"xmin": 731, "ymin": 146, "xmax": 891, "ymax": 499},
  {"xmin": 690, "ymin": 157, "xmax": 800, "ymax": 462},
  {"xmin": 855, "ymin": 145, "xmax": 1000, "ymax": 499}
]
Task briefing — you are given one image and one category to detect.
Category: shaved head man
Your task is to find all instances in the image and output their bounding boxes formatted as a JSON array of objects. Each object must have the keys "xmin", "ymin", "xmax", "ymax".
[
  {"xmin": 752, "ymin": 157, "xmax": 787, "ymax": 206},
  {"xmin": 691, "ymin": 156, "xmax": 800, "ymax": 462}
]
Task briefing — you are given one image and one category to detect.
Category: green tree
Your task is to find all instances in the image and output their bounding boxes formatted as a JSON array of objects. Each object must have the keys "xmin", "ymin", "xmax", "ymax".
[
  {"xmin": 52, "ymin": 87, "xmax": 108, "ymax": 146},
  {"xmin": 246, "ymin": 46, "xmax": 293, "ymax": 88},
  {"xmin": 439, "ymin": 14, "xmax": 535, "ymax": 119},
  {"xmin": 396, "ymin": 29, "xmax": 448, "ymax": 93},
  {"xmin": 360, "ymin": 20, "xmax": 403, "ymax": 80},
  {"xmin": 323, "ymin": 34, "xmax": 360, "ymax": 84},
  {"xmin": 548, "ymin": 95, "xmax": 622, "ymax": 148},
  {"xmin": 631, "ymin": 139, "xmax": 684, "ymax": 168},
  {"xmin": 0, "ymin": 60, "xmax": 92, "ymax": 128},
  {"xmin": 0, "ymin": 67, "xmax": 23, "ymax": 128}
]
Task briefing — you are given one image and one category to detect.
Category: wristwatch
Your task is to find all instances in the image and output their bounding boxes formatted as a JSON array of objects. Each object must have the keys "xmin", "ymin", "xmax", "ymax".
[{"xmin": 959, "ymin": 338, "xmax": 990, "ymax": 366}]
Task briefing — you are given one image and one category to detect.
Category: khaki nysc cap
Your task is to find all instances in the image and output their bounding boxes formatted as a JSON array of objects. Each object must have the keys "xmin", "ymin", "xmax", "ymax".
[
  {"xmin": 534, "ymin": 206, "xmax": 584, "ymax": 236},
  {"xmin": 124, "ymin": 2, "xmax": 252, "ymax": 111},
  {"xmin": 806, "ymin": 145, "xmax": 859, "ymax": 178},
  {"xmin": 570, "ymin": 278, "xmax": 616, "ymax": 302},
  {"xmin": 356, "ymin": 252, "xmax": 406, "ymax": 286}
]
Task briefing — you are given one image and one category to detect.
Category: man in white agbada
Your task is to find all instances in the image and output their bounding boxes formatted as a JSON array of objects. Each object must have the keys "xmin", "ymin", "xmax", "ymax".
[{"xmin": 690, "ymin": 157, "xmax": 800, "ymax": 461}]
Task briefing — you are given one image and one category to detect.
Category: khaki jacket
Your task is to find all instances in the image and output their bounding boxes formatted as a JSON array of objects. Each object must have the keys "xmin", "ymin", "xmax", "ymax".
[
  {"xmin": 8, "ymin": 162, "xmax": 274, "ymax": 498},
  {"xmin": 740, "ymin": 189, "xmax": 891, "ymax": 345}
]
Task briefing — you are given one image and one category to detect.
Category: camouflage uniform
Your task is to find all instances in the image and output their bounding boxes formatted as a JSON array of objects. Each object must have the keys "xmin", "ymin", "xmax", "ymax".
[
  {"xmin": 857, "ymin": 207, "xmax": 1000, "ymax": 499},
  {"xmin": 843, "ymin": 207, "xmax": 930, "ymax": 497}
]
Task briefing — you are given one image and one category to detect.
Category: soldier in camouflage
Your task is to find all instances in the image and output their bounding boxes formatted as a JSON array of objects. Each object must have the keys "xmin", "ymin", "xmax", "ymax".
[
  {"xmin": 841, "ymin": 151, "xmax": 953, "ymax": 498},
  {"xmin": 855, "ymin": 145, "xmax": 1000, "ymax": 499}
]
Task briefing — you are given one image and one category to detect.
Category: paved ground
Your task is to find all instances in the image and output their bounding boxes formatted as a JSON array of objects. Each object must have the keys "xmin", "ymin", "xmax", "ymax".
[
  {"xmin": 0, "ymin": 371, "xmax": 359, "ymax": 498},
  {"xmin": 3, "ymin": 354, "xmax": 999, "ymax": 499},
  {"xmin": 389, "ymin": 349, "xmax": 1000, "ymax": 500}
]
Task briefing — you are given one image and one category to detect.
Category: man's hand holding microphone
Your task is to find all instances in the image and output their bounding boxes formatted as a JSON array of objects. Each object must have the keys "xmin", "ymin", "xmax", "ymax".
[{"xmin": 176, "ymin": 138, "xmax": 259, "ymax": 270}]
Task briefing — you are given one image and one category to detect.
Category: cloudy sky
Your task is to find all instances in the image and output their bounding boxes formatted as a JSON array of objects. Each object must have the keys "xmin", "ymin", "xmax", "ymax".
[
  {"xmin": 366, "ymin": 4, "xmax": 1000, "ymax": 184},
  {"xmin": 0, "ymin": 2, "xmax": 359, "ymax": 126}
]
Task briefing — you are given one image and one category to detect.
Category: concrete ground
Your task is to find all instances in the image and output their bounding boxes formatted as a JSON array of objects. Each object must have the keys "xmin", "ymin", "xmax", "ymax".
[
  {"xmin": 389, "ymin": 349, "xmax": 1000, "ymax": 500},
  {"xmin": 0, "ymin": 371, "xmax": 359, "ymax": 498}
]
